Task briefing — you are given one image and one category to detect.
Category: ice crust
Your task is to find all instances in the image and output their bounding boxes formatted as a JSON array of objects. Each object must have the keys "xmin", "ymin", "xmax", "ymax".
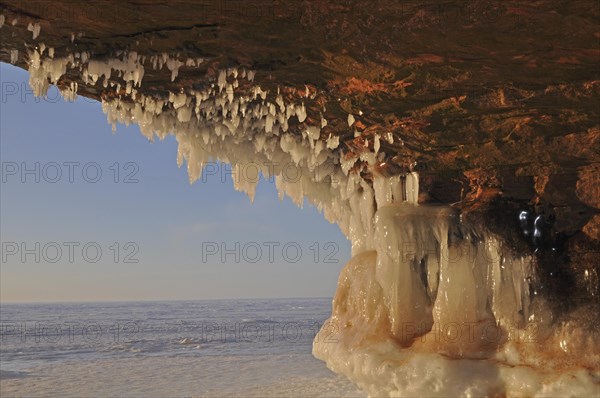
[{"xmin": 23, "ymin": 48, "xmax": 600, "ymax": 397}]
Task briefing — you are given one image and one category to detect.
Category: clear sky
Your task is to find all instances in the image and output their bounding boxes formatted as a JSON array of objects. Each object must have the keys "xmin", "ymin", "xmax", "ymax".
[{"xmin": 0, "ymin": 63, "xmax": 350, "ymax": 302}]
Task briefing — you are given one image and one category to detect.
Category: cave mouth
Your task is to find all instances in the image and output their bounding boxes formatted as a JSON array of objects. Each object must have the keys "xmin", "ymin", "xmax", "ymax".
[
  {"xmin": 12, "ymin": 46, "xmax": 598, "ymax": 396},
  {"xmin": 1, "ymin": 1, "xmax": 599, "ymax": 395}
]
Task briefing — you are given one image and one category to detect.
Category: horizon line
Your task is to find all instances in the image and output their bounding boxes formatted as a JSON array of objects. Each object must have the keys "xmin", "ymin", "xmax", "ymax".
[{"xmin": 0, "ymin": 295, "xmax": 334, "ymax": 305}]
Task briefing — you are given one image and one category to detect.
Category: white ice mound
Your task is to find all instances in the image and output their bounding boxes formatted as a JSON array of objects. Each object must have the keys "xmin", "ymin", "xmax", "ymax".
[{"xmin": 314, "ymin": 204, "xmax": 600, "ymax": 397}]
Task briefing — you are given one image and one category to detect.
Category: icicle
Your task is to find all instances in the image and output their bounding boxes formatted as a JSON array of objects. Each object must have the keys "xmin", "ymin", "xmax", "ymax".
[
  {"xmin": 218, "ymin": 69, "xmax": 227, "ymax": 92},
  {"xmin": 374, "ymin": 134, "xmax": 381, "ymax": 153},
  {"xmin": 10, "ymin": 49, "xmax": 18, "ymax": 64},
  {"xmin": 296, "ymin": 103, "xmax": 307, "ymax": 123},
  {"xmin": 166, "ymin": 58, "xmax": 183, "ymax": 82},
  {"xmin": 385, "ymin": 131, "xmax": 394, "ymax": 144},
  {"xmin": 405, "ymin": 172, "xmax": 419, "ymax": 204},
  {"xmin": 27, "ymin": 22, "xmax": 41, "ymax": 39}
]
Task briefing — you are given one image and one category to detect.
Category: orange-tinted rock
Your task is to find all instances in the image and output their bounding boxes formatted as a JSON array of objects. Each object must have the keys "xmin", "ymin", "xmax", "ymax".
[{"xmin": 0, "ymin": 0, "xmax": 598, "ymax": 305}]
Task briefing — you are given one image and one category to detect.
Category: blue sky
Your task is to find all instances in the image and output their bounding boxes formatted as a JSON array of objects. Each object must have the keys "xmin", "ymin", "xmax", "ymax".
[{"xmin": 0, "ymin": 63, "xmax": 350, "ymax": 302}]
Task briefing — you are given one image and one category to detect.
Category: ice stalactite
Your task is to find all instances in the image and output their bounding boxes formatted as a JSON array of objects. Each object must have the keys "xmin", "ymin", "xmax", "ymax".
[
  {"xmin": 27, "ymin": 22, "xmax": 40, "ymax": 40},
  {"xmin": 22, "ymin": 48, "xmax": 600, "ymax": 397},
  {"xmin": 10, "ymin": 49, "xmax": 18, "ymax": 64}
]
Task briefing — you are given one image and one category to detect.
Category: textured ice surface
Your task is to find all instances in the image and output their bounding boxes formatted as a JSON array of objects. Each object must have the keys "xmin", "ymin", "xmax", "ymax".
[
  {"xmin": 0, "ymin": 299, "xmax": 364, "ymax": 398},
  {"xmin": 0, "ymin": 355, "xmax": 365, "ymax": 398}
]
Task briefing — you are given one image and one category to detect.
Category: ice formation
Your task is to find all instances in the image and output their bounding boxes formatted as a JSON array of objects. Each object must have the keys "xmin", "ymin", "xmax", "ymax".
[
  {"xmin": 27, "ymin": 22, "xmax": 41, "ymax": 40},
  {"xmin": 313, "ymin": 205, "xmax": 599, "ymax": 396},
  {"xmin": 10, "ymin": 49, "xmax": 18, "ymax": 64},
  {"xmin": 24, "ymin": 48, "xmax": 397, "ymax": 240},
  {"xmin": 21, "ymin": 47, "xmax": 600, "ymax": 397}
]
